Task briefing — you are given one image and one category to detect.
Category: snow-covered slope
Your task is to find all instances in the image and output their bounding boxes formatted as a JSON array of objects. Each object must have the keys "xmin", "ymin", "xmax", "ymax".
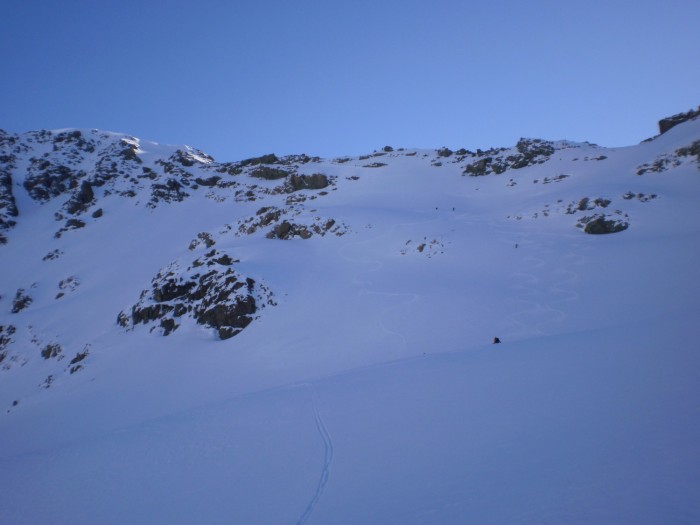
[{"xmin": 1, "ymin": 111, "xmax": 699, "ymax": 524}]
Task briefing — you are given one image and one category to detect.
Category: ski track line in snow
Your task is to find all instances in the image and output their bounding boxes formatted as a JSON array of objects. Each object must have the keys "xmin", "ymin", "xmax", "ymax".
[
  {"xmin": 359, "ymin": 289, "xmax": 420, "ymax": 348},
  {"xmin": 297, "ymin": 383, "xmax": 334, "ymax": 525},
  {"xmin": 505, "ymin": 237, "xmax": 585, "ymax": 338},
  {"xmin": 338, "ymin": 216, "xmax": 434, "ymax": 350}
]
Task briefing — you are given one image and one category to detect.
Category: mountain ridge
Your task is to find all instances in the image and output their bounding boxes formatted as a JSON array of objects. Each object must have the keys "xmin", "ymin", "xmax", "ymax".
[{"xmin": 1, "ymin": 108, "xmax": 699, "ymax": 523}]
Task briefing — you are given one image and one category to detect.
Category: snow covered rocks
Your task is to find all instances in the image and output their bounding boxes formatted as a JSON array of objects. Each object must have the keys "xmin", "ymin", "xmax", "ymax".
[
  {"xmin": 463, "ymin": 138, "xmax": 556, "ymax": 176},
  {"xmin": 578, "ymin": 214, "xmax": 629, "ymax": 234},
  {"xmin": 118, "ymin": 249, "xmax": 274, "ymax": 340}
]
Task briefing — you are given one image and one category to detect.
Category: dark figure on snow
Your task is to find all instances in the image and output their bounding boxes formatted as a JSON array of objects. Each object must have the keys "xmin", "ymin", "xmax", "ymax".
[{"xmin": 493, "ymin": 337, "xmax": 501, "ymax": 344}]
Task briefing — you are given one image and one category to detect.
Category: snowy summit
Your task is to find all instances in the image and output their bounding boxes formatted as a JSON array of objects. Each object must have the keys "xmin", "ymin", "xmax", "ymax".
[{"xmin": 1, "ymin": 108, "xmax": 700, "ymax": 524}]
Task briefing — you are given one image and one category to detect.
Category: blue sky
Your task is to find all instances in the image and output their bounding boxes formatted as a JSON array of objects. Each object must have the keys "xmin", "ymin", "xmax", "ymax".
[{"xmin": 2, "ymin": 0, "xmax": 698, "ymax": 161}]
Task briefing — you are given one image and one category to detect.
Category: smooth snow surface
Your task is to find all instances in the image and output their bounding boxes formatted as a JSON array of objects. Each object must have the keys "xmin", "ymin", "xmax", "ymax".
[{"xmin": 1, "ymin": 119, "xmax": 700, "ymax": 524}]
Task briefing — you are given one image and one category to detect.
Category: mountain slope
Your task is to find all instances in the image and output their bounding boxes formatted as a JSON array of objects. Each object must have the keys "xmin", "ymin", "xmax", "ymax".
[{"xmin": 1, "ymin": 111, "xmax": 699, "ymax": 524}]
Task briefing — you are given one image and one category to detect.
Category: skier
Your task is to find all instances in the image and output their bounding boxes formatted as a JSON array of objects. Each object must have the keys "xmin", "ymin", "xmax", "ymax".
[{"xmin": 493, "ymin": 337, "xmax": 501, "ymax": 344}]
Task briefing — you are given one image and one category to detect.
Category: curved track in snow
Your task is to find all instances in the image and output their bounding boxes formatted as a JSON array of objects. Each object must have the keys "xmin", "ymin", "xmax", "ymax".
[
  {"xmin": 297, "ymin": 384, "xmax": 334, "ymax": 525},
  {"xmin": 505, "ymin": 235, "xmax": 585, "ymax": 339}
]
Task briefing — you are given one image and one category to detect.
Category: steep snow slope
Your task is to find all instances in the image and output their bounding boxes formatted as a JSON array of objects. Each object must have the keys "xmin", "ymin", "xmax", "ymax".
[{"xmin": 1, "ymin": 114, "xmax": 699, "ymax": 523}]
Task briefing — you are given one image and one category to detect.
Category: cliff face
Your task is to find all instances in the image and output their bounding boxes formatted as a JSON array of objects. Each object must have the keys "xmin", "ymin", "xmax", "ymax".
[{"xmin": 658, "ymin": 106, "xmax": 700, "ymax": 134}]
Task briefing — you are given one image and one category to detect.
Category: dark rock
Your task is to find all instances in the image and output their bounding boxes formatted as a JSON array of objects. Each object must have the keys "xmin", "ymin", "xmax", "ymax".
[
  {"xmin": 0, "ymin": 325, "xmax": 15, "ymax": 364},
  {"xmin": 271, "ymin": 221, "xmax": 292, "ymax": 239},
  {"xmin": 214, "ymin": 254, "xmax": 234, "ymax": 266},
  {"xmin": 0, "ymin": 169, "xmax": 18, "ymax": 243},
  {"xmin": 117, "ymin": 311, "xmax": 129, "ymax": 327},
  {"xmin": 250, "ymin": 166, "xmax": 290, "ymax": 180},
  {"xmin": 149, "ymin": 178, "xmax": 189, "ymax": 207},
  {"xmin": 188, "ymin": 232, "xmax": 215, "ymax": 250},
  {"xmin": 24, "ymin": 161, "xmax": 79, "ymax": 201},
  {"xmin": 676, "ymin": 140, "xmax": 700, "ymax": 163},
  {"xmin": 194, "ymin": 176, "xmax": 221, "ymax": 187},
  {"xmin": 240, "ymin": 153, "xmax": 279, "ymax": 167},
  {"xmin": 153, "ymin": 280, "xmax": 196, "ymax": 302},
  {"xmin": 121, "ymin": 251, "xmax": 270, "ymax": 340},
  {"xmin": 174, "ymin": 303, "xmax": 188, "ymax": 317},
  {"xmin": 40, "ymin": 343, "xmax": 62, "ymax": 359},
  {"xmin": 218, "ymin": 327, "xmax": 240, "ymax": 340},
  {"xmin": 464, "ymin": 157, "xmax": 491, "ymax": 176},
  {"xmin": 515, "ymin": 138, "xmax": 555, "ymax": 158},
  {"xmin": 64, "ymin": 180, "xmax": 95, "ymax": 214},
  {"xmin": 658, "ymin": 107, "xmax": 700, "ymax": 134},
  {"xmin": 196, "ymin": 297, "xmax": 256, "ymax": 330},
  {"xmin": 11, "ymin": 289, "xmax": 32, "ymax": 313},
  {"xmin": 288, "ymin": 173, "xmax": 330, "ymax": 191},
  {"xmin": 582, "ymin": 215, "xmax": 629, "ymax": 234},
  {"xmin": 132, "ymin": 303, "xmax": 174, "ymax": 324},
  {"xmin": 160, "ymin": 318, "xmax": 178, "ymax": 335},
  {"xmin": 70, "ymin": 350, "xmax": 88, "ymax": 365},
  {"xmin": 65, "ymin": 218, "xmax": 86, "ymax": 229},
  {"xmin": 91, "ymin": 208, "xmax": 103, "ymax": 218}
]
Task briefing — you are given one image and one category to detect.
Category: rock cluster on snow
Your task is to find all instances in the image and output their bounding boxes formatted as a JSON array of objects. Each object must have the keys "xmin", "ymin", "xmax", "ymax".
[
  {"xmin": 118, "ymin": 249, "xmax": 275, "ymax": 340},
  {"xmin": 235, "ymin": 205, "xmax": 347, "ymax": 240},
  {"xmin": 463, "ymin": 138, "xmax": 556, "ymax": 176},
  {"xmin": 658, "ymin": 107, "xmax": 700, "ymax": 135}
]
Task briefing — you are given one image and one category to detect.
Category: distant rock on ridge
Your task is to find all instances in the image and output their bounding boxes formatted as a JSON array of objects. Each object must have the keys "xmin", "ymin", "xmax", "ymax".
[{"xmin": 658, "ymin": 106, "xmax": 700, "ymax": 135}]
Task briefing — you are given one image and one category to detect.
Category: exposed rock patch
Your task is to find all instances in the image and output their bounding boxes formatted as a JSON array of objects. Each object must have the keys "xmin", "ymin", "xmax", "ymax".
[
  {"xmin": 236, "ymin": 206, "xmax": 348, "ymax": 239},
  {"xmin": 577, "ymin": 213, "xmax": 629, "ymax": 234},
  {"xmin": 11, "ymin": 289, "xmax": 32, "ymax": 313},
  {"xmin": 0, "ymin": 324, "xmax": 16, "ymax": 366},
  {"xmin": 658, "ymin": 107, "xmax": 700, "ymax": 135},
  {"xmin": 464, "ymin": 139, "xmax": 556, "ymax": 176},
  {"xmin": 287, "ymin": 173, "xmax": 330, "ymax": 191},
  {"xmin": 56, "ymin": 276, "xmax": 79, "ymax": 299},
  {"xmin": 64, "ymin": 180, "xmax": 95, "ymax": 215},
  {"xmin": 118, "ymin": 250, "xmax": 274, "ymax": 340},
  {"xmin": 40, "ymin": 343, "xmax": 63, "ymax": 360},
  {"xmin": 0, "ymin": 169, "xmax": 18, "ymax": 244}
]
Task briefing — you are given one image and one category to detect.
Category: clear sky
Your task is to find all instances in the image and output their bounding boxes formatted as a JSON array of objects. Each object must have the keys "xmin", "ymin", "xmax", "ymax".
[{"xmin": 2, "ymin": 0, "xmax": 698, "ymax": 161}]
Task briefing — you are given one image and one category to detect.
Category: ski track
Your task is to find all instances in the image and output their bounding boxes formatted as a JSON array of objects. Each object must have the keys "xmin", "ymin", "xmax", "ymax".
[
  {"xmin": 338, "ymin": 216, "xmax": 430, "ymax": 351},
  {"xmin": 505, "ymin": 235, "xmax": 585, "ymax": 339},
  {"xmin": 297, "ymin": 384, "xmax": 334, "ymax": 525}
]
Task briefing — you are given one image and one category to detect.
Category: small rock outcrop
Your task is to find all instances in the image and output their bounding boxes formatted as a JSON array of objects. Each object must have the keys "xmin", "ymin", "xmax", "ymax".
[
  {"xmin": 0, "ymin": 170, "xmax": 18, "ymax": 244},
  {"xmin": 64, "ymin": 180, "xmax": 95, "ymax": 215},
  {"xmin": 118, "ymin": 250, "xmax": 274, "ymax": 340},
  {"xmin": 464, "ymin": 138, "xmax": 556, "ymax": 176},
  {"xmin": 578, "ymin": 214, "xmax": 629, "ymax": 234},
  {"xmin": 658, "ymin": 107, "xmax": 700, "ymax": 135},
  {"xmin": 11, "ymin": 289, "xmax": 32, "ymax": 313},
  {"xmin": 288, "ymin": 173, "xmax": 329, "ymax": 191}
]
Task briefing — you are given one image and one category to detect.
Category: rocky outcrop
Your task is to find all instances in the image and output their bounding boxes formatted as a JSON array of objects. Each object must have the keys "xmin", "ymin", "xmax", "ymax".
[
  {"xmin": 464, "ymin": 139, "xmax": 556, "ymax": 176},
  {"xmin": 0, "ymin": 169, "xmax": 18, "ymax": 244},
  {"xmin": 64, "ymin": 180, "xmax": 95, "ymax": 215},
  {"xmin": 250, "ymin": 166, "xmax": 291, "ymax": 180},
  {"xmin": 235, "ymin": 205, "xmax": 347, "ymax": 239},
  {"xmin": 287, "ymin": 173, "xmax": 329, "ymax": 191},
  {"xmin": 11, "ymin": 289, "xmax": 32, "ymax": 313},
  {"xmin": 658, "ymin": 107, "xmax": 700, "ymax": 135},
  {"xmin": 118, "ymin": 249, "xmax": 274, "ymax": 340},
  {"xmin": 266, "ymin": 218, "xmax": 341, "ymax": 239},
  {"xmin": 578, "ymin": 213, "xmax": 629, "ymax": 234},
  {"xmin": 676, "ymin": 140, "xmax": 700, "ymax": 164},
  {"xmin": 148, "ymin": 178, "xmax": 190, "ymax": 207},
  {"xmin": 0, "ymin": 324, "xmax": 15, "ymax": 366}
]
